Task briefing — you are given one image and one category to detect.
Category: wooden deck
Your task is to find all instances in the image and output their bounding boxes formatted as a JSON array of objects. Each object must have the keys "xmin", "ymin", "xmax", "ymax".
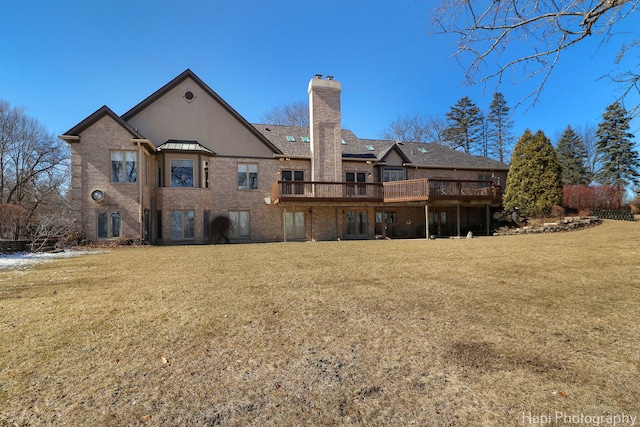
[{"xmin": 272, "ymin": 179, "xmax": 501, "ymax": 204}]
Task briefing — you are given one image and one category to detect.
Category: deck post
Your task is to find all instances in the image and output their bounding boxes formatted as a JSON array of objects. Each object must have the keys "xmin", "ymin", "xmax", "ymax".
[
  {"xmin": 382, "ymin": 206, "xmax": 387, "ymax": 238},
  {"xmin": 486, "ymin": 204, "xmax": 490, "ymax": 236},
  {"xmin": 456, "ymin": 204, "xmax": 461, "ymax": 237},
  {"xmin": 335, "ymin": 207, "xmax": 339, "ymax": 240},
  {"xmin": 283, "ymin": 208, "xmax": 287, "ymax": 242},
  {"xmin": 425, "ymin": 204, "xmax": 429, "ymax": 239}
]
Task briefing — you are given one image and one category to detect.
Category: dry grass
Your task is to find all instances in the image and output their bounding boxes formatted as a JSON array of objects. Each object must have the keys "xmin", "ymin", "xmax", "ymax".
[{"xmin": 1, "ymin": 220, "xmax": 639, "ymax": 426}]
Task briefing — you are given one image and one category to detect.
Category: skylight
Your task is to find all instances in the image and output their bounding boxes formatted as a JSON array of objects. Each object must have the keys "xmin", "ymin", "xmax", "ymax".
[
  {"xmin": 418, "ymin": 146, "xmax": 428, "ymax": 153},
  {"xmin": 341, "ymin": 139, "xmax": 347, "ymax": 145},
  {"xmin": 286, "ymin": 135, "xmax": 296, "ymax": 142},
  {"xmin": 301, "ymin": 136, "xmax": 310, "ymax": 143},
  {"xmin": 366, "ymin": 144, "xmax": 375, "ymax": 151}
]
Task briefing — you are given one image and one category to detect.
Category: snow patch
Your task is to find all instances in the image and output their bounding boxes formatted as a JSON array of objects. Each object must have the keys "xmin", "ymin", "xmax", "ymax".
[{"xmin": 0, "ymin": 250, "xmax": 108, "ymax": 270}]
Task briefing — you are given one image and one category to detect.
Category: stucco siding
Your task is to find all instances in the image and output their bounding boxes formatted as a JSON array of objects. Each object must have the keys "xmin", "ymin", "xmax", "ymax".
[{"xmin": 125, "ymin": 78, "xmax": 275, "ymax": 158}]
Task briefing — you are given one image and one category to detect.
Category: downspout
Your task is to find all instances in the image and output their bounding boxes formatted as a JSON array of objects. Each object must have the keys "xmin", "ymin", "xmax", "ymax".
[{"xmin": 136, "ymin": 141, "xmax": 143, "ymax": 240}]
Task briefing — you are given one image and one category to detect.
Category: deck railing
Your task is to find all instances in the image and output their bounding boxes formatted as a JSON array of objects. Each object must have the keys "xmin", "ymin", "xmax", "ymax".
[
  {"xmin": 272, "ymin": 179, "xmax": 501, "ymax": 204},
  {"xmin": 382, "ymin": 179, "xmax": 501, "ymax": 202},
  {"xmin": 272, "ymin": 181, "xmax": 384, "ymax": 203}
]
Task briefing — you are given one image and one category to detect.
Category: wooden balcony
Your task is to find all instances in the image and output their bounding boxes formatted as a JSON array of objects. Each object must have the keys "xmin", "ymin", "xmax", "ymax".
[
  {"xmin": 272, "ymin": 179, "xmax": 502, "ymax": 205},
  {"xmin": 272, "ymin": 181, "xmax": 384, "ymax": 203},
  {"xmin": 382, "ymin": 179, "xmax": 502, "ymax": 203}
]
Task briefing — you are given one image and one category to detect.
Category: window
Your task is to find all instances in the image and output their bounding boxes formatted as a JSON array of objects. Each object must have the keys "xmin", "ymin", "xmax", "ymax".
[
  {"xmin": 203, "ymin": 161, "xmax": 210, "ymax": 188},
  {"xmin": 111, "ymin": 151, "xmax": 137, "ymax": 183},
  {"xmin": 418, "ymin": 146, "xmax": 428, "ymax": 154},
  {"xmin": 203, "ymin": 211, "xmax": 211, "ymax": 239},
  {"xmin": 97, "ymin": 211, "xmax": 121, "ymax": 239},
  {"xmin": 375, "ymin": 212, "xmax": 397, "ymax": 224},
  {"xmin": 346, "ymin": 211, "xmax": 368, "ymax": 237},
  {"xmin": 156, "ymin": 159, "xmax": 163, "ymax": 187},
  {"xmin": 281, "ymin": 170, "xmax": 305, "ymax": 195},
  {"xmin": 171, "ymin": 210, "xmax": 195, "ymax": 240},
  {"xmin": 365, "ymin": 144, "xmax": 375, "ymax": 151},
  {"xmin": 156, "ymin": 210, "xmax": 163, "ymax": 239},
  {"xmin": 286, "ymin": 135, "xmax": 296, "ymax": 142},
  {"xmin": 383, "ymin": 168, "xmax": 405, "ymax": 182},
  {"xmin": 346, "ymin": 172, "xmax": 367, "ymax": 196},
  {"xmin": 238, "ymin": 163, "xmax": 258, "ymax": 190},
  {"xmin": 171, "ymin": 159, "xmax": 194, "ymax": 187},
  {"xmin": 301, "ymin": 136, "xmax": 310, "ymax": 143},
  {"xmin": 229, "ymin": 211, "xmax": 250, "ymax": 238},
  {"xmin": 284, "ymin": 211, "xmax": 305, "ymax": 240}
]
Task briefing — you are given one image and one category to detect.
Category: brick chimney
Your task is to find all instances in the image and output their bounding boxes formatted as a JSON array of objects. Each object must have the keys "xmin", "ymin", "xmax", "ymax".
[{"xmin": 308, "ymin": 74, "xmax": 342, "ymax": 182}]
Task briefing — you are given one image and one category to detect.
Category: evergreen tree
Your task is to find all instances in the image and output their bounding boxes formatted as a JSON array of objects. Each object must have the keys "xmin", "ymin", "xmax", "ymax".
[
  {"xmin": 556, "ymin": 125, "xmax": 589, "ymax": 185},
  {"xmin": 442, "ymin": 96, "xmax": 484, "ymax": 155},
  {"xmin": 503, "ymin": 129, "xmax": 563, "ymax": 217},
  {"xmin": 594, "ymin": 101, "xmax": 640, "ymax": 188},
  {"xmin": 486, "ymin": 92, "xmax": 514, "ymax": 163}
]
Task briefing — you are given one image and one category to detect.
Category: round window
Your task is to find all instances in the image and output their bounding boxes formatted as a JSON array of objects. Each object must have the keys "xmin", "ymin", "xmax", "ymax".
[
  {"xmin": 91, "ymin": 189, "xmax": 104, "ymax": 202},
  {"xmin": 184, "ymin": 90, "xmax": 195, "ymax": 101}
]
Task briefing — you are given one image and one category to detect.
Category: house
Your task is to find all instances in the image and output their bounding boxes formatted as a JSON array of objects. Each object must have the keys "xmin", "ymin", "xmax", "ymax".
[{"xmin": 59, "ymin": 69, "xmax": 509, "ymax": 244}]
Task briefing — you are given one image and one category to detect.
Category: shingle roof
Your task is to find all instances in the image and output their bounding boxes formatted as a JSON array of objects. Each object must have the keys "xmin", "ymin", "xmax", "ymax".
[
  {"xmin": 61, "ymin": 105, "xmax": 145, "ymax": 139},
  {"xmin": 253, "ymin": 124, "xmax": 509, "ymax": 170}
]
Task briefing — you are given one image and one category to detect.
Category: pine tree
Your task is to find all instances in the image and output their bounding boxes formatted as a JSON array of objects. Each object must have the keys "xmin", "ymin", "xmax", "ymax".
[
  {"xmin": 503, "ymin": 129, "xmax": 563, "ymax": 217},
  {"xmin": 486, "ymin": 92, "xmax": 514, "ymax": 163},
  {"xmin": 443, "ymin": 96, "xmax": 484, "ymax": 155},
  {"xmin": 594, "ymin": 101, "xmax": 640, "ymax": 188},
  {"xmin": 556, "ymin": 125, "xmax": 589, "ymax": 185}
]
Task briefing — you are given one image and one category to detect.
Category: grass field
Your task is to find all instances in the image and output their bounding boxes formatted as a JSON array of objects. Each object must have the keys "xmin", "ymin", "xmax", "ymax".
[{"xmin": 1, "ymin": 220, "xmax": 639, "ymax": 426}]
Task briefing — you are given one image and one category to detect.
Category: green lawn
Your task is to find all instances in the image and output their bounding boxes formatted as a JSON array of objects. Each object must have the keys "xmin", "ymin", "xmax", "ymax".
[{"xmin": 1, "ymin": 220, "xmax": 639, "ymax": 426}]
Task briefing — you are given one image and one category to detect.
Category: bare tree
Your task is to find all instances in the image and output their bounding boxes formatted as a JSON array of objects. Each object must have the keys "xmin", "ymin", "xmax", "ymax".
[
  {"xmin": 260, "ymin": 101, "xmax": 309, "ymax": 127},
  {"xmin": 433, "ymin": 0, "xmax": 640, "ymax": 106},
  {"xmin": 0, "ymin": 100, "xmax": 69, "ymax": 228},
  {"xmin": 577, "ymin": 122, "xmax": 599, "ymax": 182},
  {"xmin": 381, "ymin": 114, "xmax": 447, "ymax": 144}
]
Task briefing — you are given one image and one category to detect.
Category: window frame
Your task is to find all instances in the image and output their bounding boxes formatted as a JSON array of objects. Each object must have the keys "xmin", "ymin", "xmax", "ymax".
[
  {"xmin": 229, "ymin": 210, "xmax": 250, "ymax": 239},
  {"xmin": 170, "ymin": 159, "xmax": 195, "ymax": 188},
  {"xmin": 281, "ymin": 169, "xmax": 305, "ymax": 195},
  {"xmin": 96, "ymin": 211, "xmax": 121, "ymax": 240},
  {"xmin": 375, "ymin": 211, "xmax": 397, "ymax": 224},
  {"xmin": 237, "ymin": 163, "xmax": 258, "ymax": 190},
  {"xmin": 346, "ymin": 171, "xmax": 367, "ymax": 196},
  {"xmin": 110, "ymin": 150, "xmax": 137, "ymax": 183},
  {"xmin": 382, "ymin": 167, "xmax": 405, "ymax": 182},
  {"xmin": 170, "ymin": 210, "xmax": 195, "ymax": 240},
  {"xmin": 346, "ymin": 210, "xmax": 368, "ymax": 237}
]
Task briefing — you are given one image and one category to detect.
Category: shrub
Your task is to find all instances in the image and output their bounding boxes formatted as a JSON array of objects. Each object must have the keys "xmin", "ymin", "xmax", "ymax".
[{"xmin": 563, "ymin": 185, "xmax": 624, "ymax": 210}]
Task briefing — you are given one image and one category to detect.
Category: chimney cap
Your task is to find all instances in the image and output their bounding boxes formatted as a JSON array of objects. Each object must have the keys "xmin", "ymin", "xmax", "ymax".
[
  {"xmin": 315, "ymin": 74, "xmax": 322, "ymax": 79},
  {"xmin": 327, "ymin": 75, "xmax": 334, "ymax": 80}
]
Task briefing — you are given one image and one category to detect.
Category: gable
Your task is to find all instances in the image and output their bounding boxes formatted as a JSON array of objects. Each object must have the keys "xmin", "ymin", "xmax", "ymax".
[
  {"xmin": 61, "ymin": 105, "xmax": 144, "ymax": 140},
  {"xmin": 381, "ymin": 149, "xmax": 406, "ymax": 167},
  {"xmin": 122, "ymin": 70, "xmax": 280, "ymax": 158}
]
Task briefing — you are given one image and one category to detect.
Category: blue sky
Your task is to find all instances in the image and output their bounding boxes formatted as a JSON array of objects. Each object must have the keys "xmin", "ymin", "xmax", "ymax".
[{"xmin": 1, "ymin": 0, "xmax": 638, "ymax": 145}]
